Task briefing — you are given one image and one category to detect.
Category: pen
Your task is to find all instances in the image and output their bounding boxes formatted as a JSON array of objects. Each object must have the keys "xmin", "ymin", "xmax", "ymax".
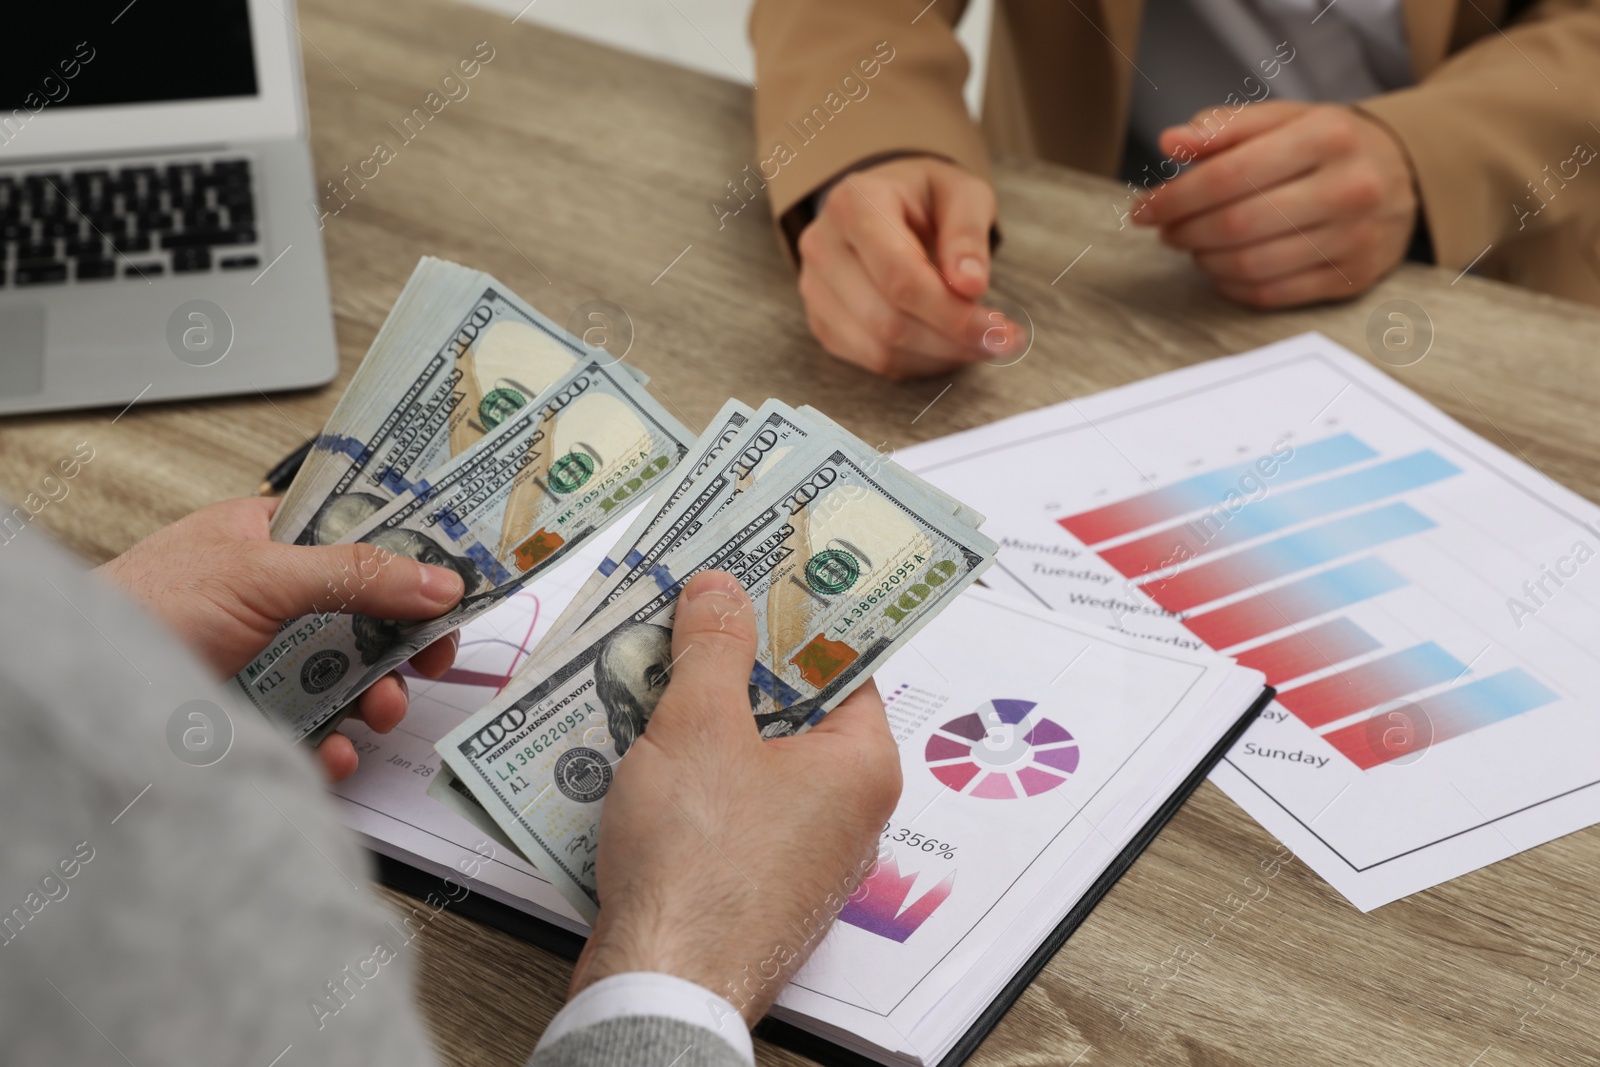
[{"xmin": 257, "ymin": 437, "xmax": 316, "ymax": 496}]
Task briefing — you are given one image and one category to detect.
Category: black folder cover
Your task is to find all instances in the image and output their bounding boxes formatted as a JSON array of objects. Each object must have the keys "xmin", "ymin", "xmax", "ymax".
[{"xmin": 373, "ymin": 685, "xmax": 1273, "ymax": 1067}]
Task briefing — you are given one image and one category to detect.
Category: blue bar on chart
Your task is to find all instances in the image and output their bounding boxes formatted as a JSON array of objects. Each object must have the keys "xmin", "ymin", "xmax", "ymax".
[
  {"xmin": 1278, "ymin": 642, "xmax": 1468, "ymax": 728},
  {"xmin": 1325, "ymin": 669, "xmax": 1560, "ymax": 769},
  {"xmin": 1139, "ymin": 503, "xmax": 1437, "ymax": 612},
  {"xmin": 1100, "ymin": 451, "xmax": 1461, "ymax": 577},
  {"xmin": 1057, "ymin": 433, "xmax": 1378, "ymax": 545},
  {"xmin": 1183, "ymin": 557, "xmax": 1408, "ymax": 649}
]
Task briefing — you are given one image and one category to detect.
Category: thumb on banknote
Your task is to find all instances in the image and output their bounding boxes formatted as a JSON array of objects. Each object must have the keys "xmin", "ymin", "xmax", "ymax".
[
  {"xmin": 236, "ymin": 540, "xmax": 467, "ymax": 622},
  {"xmin": 646, "ymin": 570, "xmax": 758, "ymax": 745},
  {"xmin": 97, "ymin": 497, "xmax": 465, "ymax": 679},
  {"xmin": 573, "ymin": 568, "xmax": 901, "ymax": 1022}
]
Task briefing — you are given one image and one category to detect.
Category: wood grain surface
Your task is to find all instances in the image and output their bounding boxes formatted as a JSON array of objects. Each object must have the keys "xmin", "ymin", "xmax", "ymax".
[{"xmin": 4, "ymin": 1, "xmax": 1600, "ymax": 1064}]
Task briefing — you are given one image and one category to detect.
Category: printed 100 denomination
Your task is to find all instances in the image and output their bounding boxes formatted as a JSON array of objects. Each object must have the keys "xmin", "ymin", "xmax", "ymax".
[
  {"xmin": 435, "ymin": 440, "xmax": 995, "ymax": 918},
  {"xmin": 536, "ymin": 398, "xmax": 755, "ymax": 651},
  {"xmin": 541, "ymin": 399, "xmax": 815, "ymax": 650}
]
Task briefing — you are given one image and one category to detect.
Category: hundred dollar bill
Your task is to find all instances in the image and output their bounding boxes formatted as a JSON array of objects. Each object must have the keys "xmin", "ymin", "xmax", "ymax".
[
  {"xmin": 537, "ymin": 398, "xmax": 825, "ymax": 655},
  {"xmin": 591, "ymin": 398, "xmax": 759, "ymax": 580},
  {"xmin": 274, "ymin": 257, "xmax": 619, "ymax": 547},
  {"xmin": 793, "ymin": 405, "xmax": 987, "ymax": 531},
  {"xmin": 536, "ymin": 401, "xmax": 991, "ymax": 660},
  {"xmin": 234, "ymin": 360, "xmax": 692, "ymax": 743},
  {"xmin": 538, "ymin": 398, "xmax": 755, "ymax": 649},
  {"xmin": 435, "ymin": 438, "xmax": 996, "ymax": 918}
]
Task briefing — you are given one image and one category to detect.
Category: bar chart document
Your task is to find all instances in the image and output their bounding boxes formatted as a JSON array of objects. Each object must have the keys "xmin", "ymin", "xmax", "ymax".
[
  {"xmin": 899, "ymin": 333, "xmax": 1600, "ymax": 910},
  {"xmin": 769, "ymin": 588, "xmax": 1263, "ymax": 1064},
  {"xmin": 329, "ymin": 534, "xmax": 1266, "ymax": 1066}
]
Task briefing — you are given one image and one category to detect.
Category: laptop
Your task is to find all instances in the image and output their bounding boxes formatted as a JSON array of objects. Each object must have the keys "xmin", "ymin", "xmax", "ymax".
[{"xmin": 0, "ymin": 0, "xmax": 338, "ymax": 416}]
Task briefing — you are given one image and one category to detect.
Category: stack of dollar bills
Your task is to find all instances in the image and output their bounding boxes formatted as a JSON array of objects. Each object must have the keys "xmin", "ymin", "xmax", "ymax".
[{"xmin": 234, "ymin": 256, "xmax": 997, "ymax": 921}]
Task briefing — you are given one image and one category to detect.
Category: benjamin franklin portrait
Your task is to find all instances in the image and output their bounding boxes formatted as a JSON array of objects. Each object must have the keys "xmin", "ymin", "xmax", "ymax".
[
  {"xmin": 299, "ymin": 491, "xmax": 389, "ymax": 546},
  {"xmin": 348, "ymin": 528, "xmax": 480, "ymax": 665},
  {"xmin": 596, "ymin": 620, "xmax": 774, "ymax": 755},
  {"xmin": 594, "ymin": 622, "xmax": 674, "ymax": 757}
]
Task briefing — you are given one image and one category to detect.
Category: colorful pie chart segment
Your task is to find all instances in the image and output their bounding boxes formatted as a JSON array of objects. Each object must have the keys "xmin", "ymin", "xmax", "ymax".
[{"xmin": 924, "ymin": 700, "xmax": 1080, "ymax": 799}]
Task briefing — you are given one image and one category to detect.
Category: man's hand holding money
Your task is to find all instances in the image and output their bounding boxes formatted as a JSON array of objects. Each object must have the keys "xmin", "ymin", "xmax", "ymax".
[
  {"xmin": 98, "ymin": 497, "xmax": 465, "ymax": 780},
  {"xmin": 570, "ymin": 570, "xmax": 904, "ymax": 1025}
]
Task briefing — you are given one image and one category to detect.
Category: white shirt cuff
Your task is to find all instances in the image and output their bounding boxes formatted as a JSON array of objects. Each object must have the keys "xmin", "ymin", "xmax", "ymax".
[{"xmin": 535, "ymin": 972, "xmax": 754, "ymax": 1065}]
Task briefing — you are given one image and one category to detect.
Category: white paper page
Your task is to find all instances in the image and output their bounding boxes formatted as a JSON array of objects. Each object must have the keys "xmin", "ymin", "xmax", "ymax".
[
  {"xmin": 771, "ymin": 588, "xmax": 1258, "ymax": 1061},
  {"xmin": 331, "ymin": 518, "xmax": 636, "ymax": 930},
  {"xmin": 897, "ymin": 333, "xmax": 1600, "ymax": 911}
]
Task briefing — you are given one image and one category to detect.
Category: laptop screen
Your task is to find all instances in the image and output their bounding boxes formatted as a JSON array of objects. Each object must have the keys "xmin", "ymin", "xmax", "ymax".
[{"xmin": 0, "ymin": 1, "xmax": 259, "ymax": 110}]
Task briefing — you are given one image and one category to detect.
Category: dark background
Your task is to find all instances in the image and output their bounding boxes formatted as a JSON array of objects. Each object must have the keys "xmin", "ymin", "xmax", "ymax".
[{"xmin": 0, "ymin": 1, "xmax": 258, "ymax": 110}]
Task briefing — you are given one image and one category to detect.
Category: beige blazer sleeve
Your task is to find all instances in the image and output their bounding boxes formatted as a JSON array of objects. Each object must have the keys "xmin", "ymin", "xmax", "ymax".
[
  {"xmin": 747, "ymin": 0, "xmax": 992, "ymax": 250},
  {"xmin": 1359, "ymin": 0, "xmax": 1600, "ymax": 276}
]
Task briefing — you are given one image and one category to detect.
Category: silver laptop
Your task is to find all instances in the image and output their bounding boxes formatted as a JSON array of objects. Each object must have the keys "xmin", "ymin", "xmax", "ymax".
[{"xmin": 0, "ymin": 0, "xmax": 337, "ymax": 416}]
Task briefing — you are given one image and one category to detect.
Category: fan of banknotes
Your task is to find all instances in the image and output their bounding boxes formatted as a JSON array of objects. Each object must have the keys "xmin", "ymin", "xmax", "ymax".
[{"xmin": 234, "ymin": 256, "xmax": 997, "ymax": 920}]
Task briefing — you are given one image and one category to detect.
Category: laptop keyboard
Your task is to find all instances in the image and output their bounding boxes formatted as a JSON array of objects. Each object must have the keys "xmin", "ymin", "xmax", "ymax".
[{"xmin": 0, "ymin": 157, "xmax": 262, "ymax": 287}]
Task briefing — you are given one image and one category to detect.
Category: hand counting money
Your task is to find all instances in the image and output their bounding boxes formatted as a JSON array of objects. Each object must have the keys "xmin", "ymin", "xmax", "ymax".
[
  {"xmin": 436, "ymin": 431, "xmax": 996, "ymax": 919},
  {"xmin": 235, "ymin": 356, "xmax": 692, "ymax": 744},
  {"xmin": 240, "ymin": 256, "xmax": 996, "ymax": 920}
]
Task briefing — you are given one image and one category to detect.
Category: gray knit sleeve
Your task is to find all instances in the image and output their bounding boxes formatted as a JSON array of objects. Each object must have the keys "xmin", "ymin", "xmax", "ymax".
[
  {"xmin": 530, "ymin": 1015, "xmax": 752, "ymax": 1067},
  {"xmin": 0, "ymin": 525, "xmax": 439, "ymax": 1067}
]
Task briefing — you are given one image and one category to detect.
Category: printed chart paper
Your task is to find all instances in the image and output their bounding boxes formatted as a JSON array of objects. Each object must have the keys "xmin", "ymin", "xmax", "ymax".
[
  {"xmin": 899, "ymin": 333, "xmax": 1600, "ymax": 911},
  {"xmin": 771, "ymin": 588, "xmax": 1258, "ymax": 1061},
  {"xmin": 326, "ymin": 509, "xmax": 1261, "ymax": 1065}
]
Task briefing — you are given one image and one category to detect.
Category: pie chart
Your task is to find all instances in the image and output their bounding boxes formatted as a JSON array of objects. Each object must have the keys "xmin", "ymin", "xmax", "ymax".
[{"xmin": 923, "ymin": 699, "xmax": 1079, "ymax": 799}]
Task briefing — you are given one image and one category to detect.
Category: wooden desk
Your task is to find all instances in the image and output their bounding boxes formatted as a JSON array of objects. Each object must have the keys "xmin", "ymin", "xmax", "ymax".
[{"xmin": 5, "ymin": 0, "xmax": 1600, "ymax": 1063}]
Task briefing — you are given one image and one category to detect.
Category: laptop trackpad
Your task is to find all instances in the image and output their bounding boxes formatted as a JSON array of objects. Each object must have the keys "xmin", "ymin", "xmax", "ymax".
[{"xmin": 0, "ymin": 303, "xmax": 45, "ymax": 397}]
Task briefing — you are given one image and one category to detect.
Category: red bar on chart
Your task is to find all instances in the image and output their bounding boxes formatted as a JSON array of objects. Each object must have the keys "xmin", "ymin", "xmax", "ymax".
[
  {"xmin": 1098, "ymin": 522, "xmax": 1208, "ymax": 580},
  {"xmin": 1056, "ymin": 433, "xmax": 1377, "ymax": 545},
  {"xmin": 1278, "ymin": 643, "xmax": 1466, "ymax": 729},
  {"xmin": 1232, "ymin": 618, "xmax": 1381, "ymax": 687},
  {"xmin": 1138, "ymin": 503, "xmax": 1435, "ymax": 613},
  {"xmin": 1098, "ymin": 453, "xmax": 1457, "ymax": 579},
  {"xmin": 1323, "ymin": 669, "xmax": 1559, "ymax": 769},
  {"xmin": 1183, "ymin": 558, "xmax": 1406, "ymax": 650}
]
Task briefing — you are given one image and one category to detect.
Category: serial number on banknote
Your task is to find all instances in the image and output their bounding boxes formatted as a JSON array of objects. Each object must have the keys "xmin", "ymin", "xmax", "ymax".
[
  {"xmin": 832, "ymin": 555, "xmax": 961, "ymax": 636},
  {"xmin": 561, "ymin": 450, "xmax": 670, "ymax": 522},
  {"xmin": 501, "ymin": 703, "xmax": 598, "ymax": 768},
  {"xmin": 247, "ymin": 612, "xmax": 338, "ymax": 683}
]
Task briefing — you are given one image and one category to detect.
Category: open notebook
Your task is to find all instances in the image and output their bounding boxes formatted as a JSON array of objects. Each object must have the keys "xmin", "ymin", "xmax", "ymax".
[{"xmin": 333, "ymin": 520, "xmax": 1267, "ymax": 1066}]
